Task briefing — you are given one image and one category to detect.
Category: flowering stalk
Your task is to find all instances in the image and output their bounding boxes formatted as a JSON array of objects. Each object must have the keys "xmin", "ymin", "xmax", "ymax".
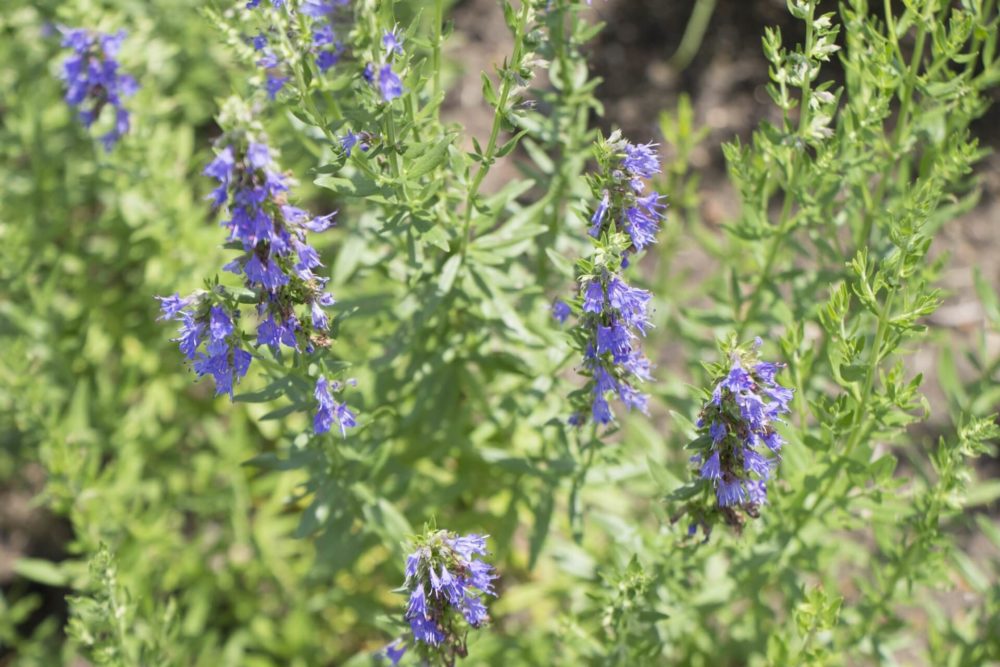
[
  {"xmin": 559, "ymin": 132, "xmax": 666, "ymax": 427},
  {"xmin": 681, "ymin": 338, "xmax": 792, "ymax": 534},
  {"xmin": 234, "ymin": 1, "xmax": 401, "ymax": 155},
  {"xmin": 58, "ymin": 28, "xmax": 138, "ymax": 150},
  {"xmin": 385, "ymin": 530, "xmax": 498, "ymax": 666},
  {"xmin": 244, "ymin": 0, "xmax": 353, "ymax": 98},
  {"xmin": 158, "ymin": 101, "xmax": 354, "ymax": 435}
]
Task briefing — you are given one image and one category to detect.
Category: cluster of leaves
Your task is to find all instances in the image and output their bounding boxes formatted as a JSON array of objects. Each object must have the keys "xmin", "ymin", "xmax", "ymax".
[{"xmin": 0, "ymin": 2, "xmax": 366, "ymax": 664}]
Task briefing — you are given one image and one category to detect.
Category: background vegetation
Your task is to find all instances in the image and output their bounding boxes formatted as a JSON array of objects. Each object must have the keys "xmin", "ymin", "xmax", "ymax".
[{"xmin": 1, "ymin": 0, "xmax": 999, "ymax": 665}]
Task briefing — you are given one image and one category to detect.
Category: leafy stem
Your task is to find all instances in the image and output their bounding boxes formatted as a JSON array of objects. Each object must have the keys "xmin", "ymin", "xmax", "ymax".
[
  {"xmin": 844, "ymin": 289, "xmax": 896, "ymax": 458},
  {"xmin": 384, "ymin": 109, "xmax": 409, "ymax": 202},
  {"xmin": 432, "ymin": 0, "xmax": 444, "ymax": 99},
  {"xmin": 735, "ymin": 196, "xmax": 794, "ymax": 338},
  {"xmin": 459, "ymin": 0, "xmax": 531, "ymax": 261},
  {"xmin": 857, "ymin": 1, "xmax": 930, "ymax": 248},
  {"xmin": 735, "ymin": 2, "xmax": 816, "ymax": 338}
]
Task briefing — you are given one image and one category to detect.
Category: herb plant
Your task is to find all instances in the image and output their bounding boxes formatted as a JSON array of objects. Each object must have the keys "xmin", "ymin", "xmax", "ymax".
[{"xmin": 1, "ymin": 0, "xmax": 998, "ymax": 665}]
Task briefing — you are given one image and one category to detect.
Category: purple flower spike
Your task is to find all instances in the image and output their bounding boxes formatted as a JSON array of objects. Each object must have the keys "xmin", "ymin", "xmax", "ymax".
[
  {"xmin": 58, "ymin": 27, "xmax": 138, "ymax": 150},
  {"xmin": 160, "ymin": 135, "xmax": 351, "ymax": 413},
  {"xmin": 559, "ymin": 134, "xmax": 665, "ymax": 428},
  {"xmin": 398, "ymin": 530, "xmax": 498, "ymax": 656},
  {"xmin": 314, "ymin": 375, "xmax": 357, "ymax": 437},
  {"xmin": 690, "ymin": 343, "xmax": 793, "ymax": 517}
]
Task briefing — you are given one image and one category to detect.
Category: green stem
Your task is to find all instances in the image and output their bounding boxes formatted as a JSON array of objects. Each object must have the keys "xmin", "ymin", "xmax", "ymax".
[
  {"xmin": 857, "ymin": 3, "xmax": 927, "ymax": 248},
  {"xmin": 569, "ymin": 423, "xmax": 599, "ymax": 544},
  {"xmin": 668, "ymin": 0, "xmax": 718, "ymax": 71},
  {"xmin": 797, "ymin": 2, "xmax": 816, "ymax": 138},
  {"xmin": 385, "ymin": 111, "xmax": 409, "ymax": 202},
  {"xmin": 460, "ymin": 0, "xmax": 530, "ymax": 260},
  {"xmin": 461, "ymin": 82, "xmax": 511, "ymax": 253},
  {"xmin": 735, "ymin": 5, "xmax": 815, "ymax": 338},
  {"xmin": 282, "ymin": 18, "xmax": 344, "ymax": 136},
  {"xmin": 403, "ymin": 94, "xmax": 422, "ymax": 143},
  {"xmin": 537, "ymin": 1, "xmax": 576, "ymax": 284},
  {"xmin": 783, "ymin": 289, "xmax": 897, "ymax": 548},
  {"xmin": 843, "ymin": 290, "xmax": 895, "ymax": 458},
  {"xmin": 735, "ymin": 194, "xmax": 793, "ymax": 338},
  {"xmin": 432, "ymin": 0, "xmax": 444, "ymax": 99}
]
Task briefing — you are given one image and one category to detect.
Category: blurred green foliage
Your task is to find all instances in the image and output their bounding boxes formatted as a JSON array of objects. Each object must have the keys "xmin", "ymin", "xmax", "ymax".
[{"xmin": 0, "ymin": 2, "xmax": 358, "ymax": 664}]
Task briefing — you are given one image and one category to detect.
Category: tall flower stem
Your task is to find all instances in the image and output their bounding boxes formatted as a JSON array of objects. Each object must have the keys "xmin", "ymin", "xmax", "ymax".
[{"xmin": 459, "ymin": 0, "xmax": 531, "ymax": 261}]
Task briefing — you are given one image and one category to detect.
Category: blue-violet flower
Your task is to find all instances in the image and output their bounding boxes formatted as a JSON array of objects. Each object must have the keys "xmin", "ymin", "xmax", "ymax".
[
  {"xmin": 158, "ymin": 131, "xmax": 352, "ymax": 417},
  {"xmin": 561, "ymin": 132, "xmax": 666, "ymax": 427},
  {"xmin": 693, "ymin": 339, "xmax": 792, "ymax": 514},
  {"xmin": 385, "ymin": 530, "xmax": 498, "ymax": 664},
  {"xmin": 58, "ymin": 28, "xmax": 138, "ymax": 150}
]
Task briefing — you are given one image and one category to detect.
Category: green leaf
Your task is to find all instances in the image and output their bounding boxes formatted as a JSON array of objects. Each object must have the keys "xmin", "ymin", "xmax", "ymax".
[
  {"xmin": 668, "ymin": 482, "xmax": 702, "ymax": 501},
  {"xmin": 480, "ymin": 72, "xmax": 497, "ymax": 106},
  {"xmin": 294, "ymin": 482, "xmax": 341, "ymax": 539},
  {"xmin": 14, "ymin": 558, "xmax": 67, "ymax": 587},
  {"xmin": 478, "ymin": 448, "xmax": 539, "ymax": 475},
  {"xmin": 965, "ymin": 480, "xmax": 1000, "ymax": 507},
  {"xmin": 406, "ymin": 136, "xmax": 453, "ymax": 180},
  {"xmin": 839, "ymin": 364, "xmax": 866, "ymax": 383},
  {"xmin": 472, "ymin": 224, "xmax": 546, "ymax": 250},
  {"xmin": 437, "ymin": 255, "xmax": 462, "ymax": 295},
  {"xmin": 528, "ymin": 491, "xmax": 554, "ymax": 570},
  {"xmin": 646, "ymin": 456, "xmax": 680, "ymax": 491},
  {"xmin": 973, "ymin": 267, "xmax": 1000, "ymax": 324},
  {"xmin": 521, "ymin": 138, "xmax": 554, "ymax": 174},
  {"xmin": 421, "ymin": 224, "xmax": 452, "ymax": 252},
  {"xmin": 242, "ymin": 451, "xmax": 312, "ymax": 471},
  {"xmin": 234, "ymin": 377, "xmax": 294, "ymax": 403},
  {"xmin": 314, "ymin": 173, "xmax": 384, "ymax": 198},
  {"xmin": 544, "ymin": 247, "xmax": 575, "ymax": 277},
  {"xmin": 669, "ymin": 410, "xmax": 700, "ymax": 439},
  {"xmin": 363, "ymin": 498, "xmax": 413, "ymax": 550},
  {"xmin": 870, "ymin": 455, "xmax": 897, "ymax": 483},
  {"xmin": 496, "ymin": 129, "xmax": 528, "ymax": 158}
]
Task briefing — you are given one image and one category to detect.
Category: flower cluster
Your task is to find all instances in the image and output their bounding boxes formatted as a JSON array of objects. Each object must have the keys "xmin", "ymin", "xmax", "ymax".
[
  {"xmin": 246, "ymin": 0, "xmax": 352, "ymax": 98},
  {"xmin": 386, "ymin": 531, "xmax": 498, "ymax": 665},
  {"xmin": 692, "ymin": 339, "xmax": 793, "ymax": 515},
  {"xmin": 202, "ymin": 136, "xmax": 337, "ymax": 340},
  {"xmin": 252, "ymin": 37, "xmax": 291, "ymax": 100},
  {"xmin": 304, "ymin": 1, "xmax": 351, "ymax": 72},
  {"xmin": 561, "ymin": 133, "xmax": 666, "ymax": 426},
  {"xmin": 314, "ymin": 375, "xmax": 356, "ymax": 437},
  {"xmin": 157, "ymin": 297, "xmax": 253, "ymax": 399},
  {"xmin": 242, "ymin": 5, "xmax": 397, "ymax": 153},
  {"xmin": 159, "ymin": 129, "xmax": 354, "ymax": 435},
  {"xmin": 366, "ymin": 27, "xmax": 404, "ymax": 102},
  {"xmin": 59, "ymin": 28, "xmax": 138, "ymax": 150}
]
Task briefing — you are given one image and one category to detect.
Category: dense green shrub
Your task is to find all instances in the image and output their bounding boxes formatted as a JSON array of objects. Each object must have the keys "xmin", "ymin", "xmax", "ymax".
[{"xmin": 1, "ymin": 0, "xmax": 998, "ymax": 665}]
